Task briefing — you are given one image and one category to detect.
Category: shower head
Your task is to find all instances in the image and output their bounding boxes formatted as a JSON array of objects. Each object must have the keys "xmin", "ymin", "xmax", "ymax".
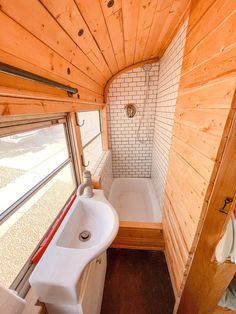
[{"xmin": 142, "ymin": 63, "xmax": 152, "ymax": 72}]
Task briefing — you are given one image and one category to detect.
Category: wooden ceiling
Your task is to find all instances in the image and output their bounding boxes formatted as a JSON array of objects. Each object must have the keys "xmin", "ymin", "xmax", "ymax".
[{"xmin": 0, "ymin": 0, "xmax": 190, "ymax": 102}]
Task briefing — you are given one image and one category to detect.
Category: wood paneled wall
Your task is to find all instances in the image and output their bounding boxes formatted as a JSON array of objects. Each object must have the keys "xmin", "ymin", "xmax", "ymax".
[
  {"xmin": 0, "ymin": 0, "xmax": 189, "ymax": 104},
  {"xmin": 163, "ymin": 0, "xmax": 236, "ymax": 297}
]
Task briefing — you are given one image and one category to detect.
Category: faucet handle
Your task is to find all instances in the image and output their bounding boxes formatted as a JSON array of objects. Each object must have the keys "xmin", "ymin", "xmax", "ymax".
[{"xmin": 83, "ymin": 170, "xmax": 92, "ymax": 181}]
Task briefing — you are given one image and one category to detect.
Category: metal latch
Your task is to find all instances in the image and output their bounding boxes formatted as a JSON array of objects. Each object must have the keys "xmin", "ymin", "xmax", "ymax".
[{"xmin": 219, "ymin": 197, "xmax": 233, "ymax": 214}]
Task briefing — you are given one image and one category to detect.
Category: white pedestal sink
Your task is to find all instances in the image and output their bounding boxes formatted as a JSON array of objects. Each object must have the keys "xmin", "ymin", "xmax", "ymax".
[{"xmin": 29, "ymin": 190, "xmax": 119, "ymax": 310}]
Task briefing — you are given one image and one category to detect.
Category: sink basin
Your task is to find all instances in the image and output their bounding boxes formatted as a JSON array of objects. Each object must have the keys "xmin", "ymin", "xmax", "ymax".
[{"xmin": 29, "ymin": 190, "xmax": 119, "ymax": 305}]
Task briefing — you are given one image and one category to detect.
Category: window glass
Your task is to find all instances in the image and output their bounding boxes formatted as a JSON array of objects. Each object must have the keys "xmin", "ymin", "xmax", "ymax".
[
  {"xmin": 83, "ymin": 134, "xmax": 103, "ymax": 172},
  {"xmin": 0, "ymin": 162, "xmax": 76, "ymax": 288},
  {"xmin": 77, "ymin": 111, "xmax": 104, "ymax": 173},
  {"xmin": 0, "ymin": 124, "xmax": 69, "ymax": 215},
  {"xmin": 77, "ymin": 111, "xmax": 101, "ymax": 146}
]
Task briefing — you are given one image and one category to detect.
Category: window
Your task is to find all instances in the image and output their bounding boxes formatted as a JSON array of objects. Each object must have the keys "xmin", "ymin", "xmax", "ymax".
[
  {"xmin": 0, "ymin": 116, "xmax": 77, "ymax": 289},
  {"xmin": 77, "ymin": 111, "xmax": 103, "ymax": 172}
]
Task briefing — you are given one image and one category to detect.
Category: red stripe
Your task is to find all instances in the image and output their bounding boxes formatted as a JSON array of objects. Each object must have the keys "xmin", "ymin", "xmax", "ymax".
[{"xmin": 31, "ymin": 193, "xmax": 76, "ymax": 264}]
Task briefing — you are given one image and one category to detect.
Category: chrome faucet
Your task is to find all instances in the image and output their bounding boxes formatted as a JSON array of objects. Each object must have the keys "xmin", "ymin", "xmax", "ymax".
[{"xmin": 77, "ymin": 170, "xmax": 93, "ymax": 198}]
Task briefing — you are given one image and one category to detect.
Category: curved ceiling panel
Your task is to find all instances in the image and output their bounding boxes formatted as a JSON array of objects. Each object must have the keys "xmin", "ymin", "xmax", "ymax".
[{"xmin": 0, "ymin": 0, "xmax": 190, "ymax": 101}]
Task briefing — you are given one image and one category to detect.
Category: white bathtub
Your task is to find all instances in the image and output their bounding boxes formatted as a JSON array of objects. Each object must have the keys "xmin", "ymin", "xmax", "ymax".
[{"xmin": 108, "ymin": 178, "xmax": 162, "ymax": 223}]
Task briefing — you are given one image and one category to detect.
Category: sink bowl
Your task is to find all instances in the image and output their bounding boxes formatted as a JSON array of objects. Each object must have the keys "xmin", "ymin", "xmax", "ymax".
[
  {"xmin": 57, "ymin": 197, "xmax": 116, "ymax": 249},
  {"xmin": 29, "ymin": 190, "xmax": 119, "ymax": 305}
]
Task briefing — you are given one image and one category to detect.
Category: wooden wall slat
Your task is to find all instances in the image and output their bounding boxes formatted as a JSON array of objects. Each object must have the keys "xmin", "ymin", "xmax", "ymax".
[
  {"xmin": 185, "ymin": 0, "xmax": 235, "ymax": 55},
  {"xmin": 174, "ymin": 108, "xmax": 230, "ymax": 137},
  {"xmin": 172, "ymin": 122, "xmax": 224, "ymax": 161},
  {"xmin": 162, "ymin": 0, "xmax": 236, "ymax": 303},
  {"xmin": 181, "ymin": 44, "xmax": 236, "ymax": 89},
  {"xmin": 171, "ymin": 136, "xmax": 215, "ymax": 181},
  {"xmin": 183, "ymin": 11, "xmax": 236, "ymax": 76},
  {"xmin": 177, "ymin": 77, "xmax": 236, "ymax": 109},
  {"xmin": 164, "ymin": 197, "xmax": 189, "ymax": 264}
]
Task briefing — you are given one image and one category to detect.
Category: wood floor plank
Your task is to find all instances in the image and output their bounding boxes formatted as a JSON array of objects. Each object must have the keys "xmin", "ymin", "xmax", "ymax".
[{"xmin": 101, "ymin": 249, "xmax": 175, "ymax": 314}]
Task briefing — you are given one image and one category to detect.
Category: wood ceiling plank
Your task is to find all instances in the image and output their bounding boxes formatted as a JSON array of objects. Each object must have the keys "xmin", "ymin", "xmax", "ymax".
[
  {"xmin": 0, "ymin": 12, "xmax": 104, "ymax": 96},
  {"xmin": 150, "ymin": 0, "xmax": 189, "ymax": 59},
  {"xmin": 100, "ymin": 1, "xmax": 126, "ymax": 70},
  {"xmin": 157, "ymin": 2, "xmax": 189, "ymax": 58},
  {"xmin": 100, "ymin": 0, "xmax": 122, "ymax": 16},
  {"xmin": 0, "ymin": 0, "xmax": 107, "ymax": 86},
  {"xmin": 0, "ymin": 49, "xmax": 103, "ymax": 103},
  {"xmin": 0, "ymin": 50, "xmax": 79, "ymax": 93},
  {"xmin": 121, "ymin": 0, "xmax": 140, "ymax": 65},
  {"xmin": 142, "ymin": 0, "xmax": 174, "ymax": 60},
  {"xmin": 75, "ymin": 0, "xmax": 118, "ymax": 75},
  {"xmin": 134, "ymin": 0, "xmax": 158, "ymax": 63},
  {"xmin": 40, "ymin": 0, "xmax": 112, "ymax": 80}
]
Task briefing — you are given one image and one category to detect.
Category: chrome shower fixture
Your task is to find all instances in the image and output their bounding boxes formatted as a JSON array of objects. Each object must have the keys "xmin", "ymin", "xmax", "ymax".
[
  {"xmin": 124, "ymin": 103, "xmax": 136, "ymax": 118},
  {"xmin": 142, "ymin": 63, "xmax": 152, "ymax": 72}
]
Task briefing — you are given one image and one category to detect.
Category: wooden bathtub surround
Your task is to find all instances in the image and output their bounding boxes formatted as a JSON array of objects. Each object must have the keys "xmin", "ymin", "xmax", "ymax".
[
  {"xmin": 111, "ymin": 221, "xmax": 165, "ymax": 251},
  {"xmin": 161, "ymin": 0, "xmax": 236, "ymax": 311}
]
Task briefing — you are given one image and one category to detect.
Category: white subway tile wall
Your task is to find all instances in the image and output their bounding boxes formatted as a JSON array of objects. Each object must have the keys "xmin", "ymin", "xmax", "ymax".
[
  {"xmin": 151, "ymin": 20, "xmax": 188, "ymax": 210},
  {"xmin": 93, "ymin": 151, "xmax": 113, "ymax": 199},
  {"xmin": 107, "ymin": 63, "xmax": 159, "ymax": 177}
]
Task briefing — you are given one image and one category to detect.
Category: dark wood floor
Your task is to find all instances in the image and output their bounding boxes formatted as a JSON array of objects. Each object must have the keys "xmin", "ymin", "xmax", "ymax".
[{"xmin": 101, "ymin": 249, "xmax": 175, "ymax": 314}]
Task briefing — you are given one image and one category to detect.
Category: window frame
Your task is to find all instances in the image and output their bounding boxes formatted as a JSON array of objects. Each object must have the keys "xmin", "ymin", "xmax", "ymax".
[
  {"xmin": 0, "ymin": 113, "xmax": 80, "ymax": 295},
  {"xmin": 0, "ymin": 115, "xmax": 78, "ymax": 223}
]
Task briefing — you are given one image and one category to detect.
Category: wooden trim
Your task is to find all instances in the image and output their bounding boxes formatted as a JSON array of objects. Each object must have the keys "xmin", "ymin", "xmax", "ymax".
[
  {"xmin": 176, "ymin": 97, "xmax": 236, "ymax": 313},
  {"xmin": 92, "ymin": 176, "xmax": 102, "ymax": 189},
  {"xmin": 0, "ymin": 97, "xmax": 105, "ymax": 117},
  {"xmin": 111, "ymin": 221, "xmax": 164, "ymax": 251},
  {"xmin": 0, "ymin": 86, "xmax": 105, "ymax": 105},
  {"xmin": 68, "ymin": 112, "xmax": 84, "ymax": 180},
  {"xmin": 119, "ymin": 221, "xmax": 162, "ymax": 229},
  {"xmin": 22, "ymin": 288, "xmax": 46, "ymax": 314},
  {"xmin": 0, "ymin": 119, "xmax": 63, "ymax": 137},
  {"xmin": 164, "ymin": 248, "xmax": 179, "ymax": 300},
  {"xmin": 104, "ymin": 58, "xmax": 159, "ymax": 102},
  {"xmin": 101, "ymin": 105, "xmax": 109, "ymax": 150}
]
